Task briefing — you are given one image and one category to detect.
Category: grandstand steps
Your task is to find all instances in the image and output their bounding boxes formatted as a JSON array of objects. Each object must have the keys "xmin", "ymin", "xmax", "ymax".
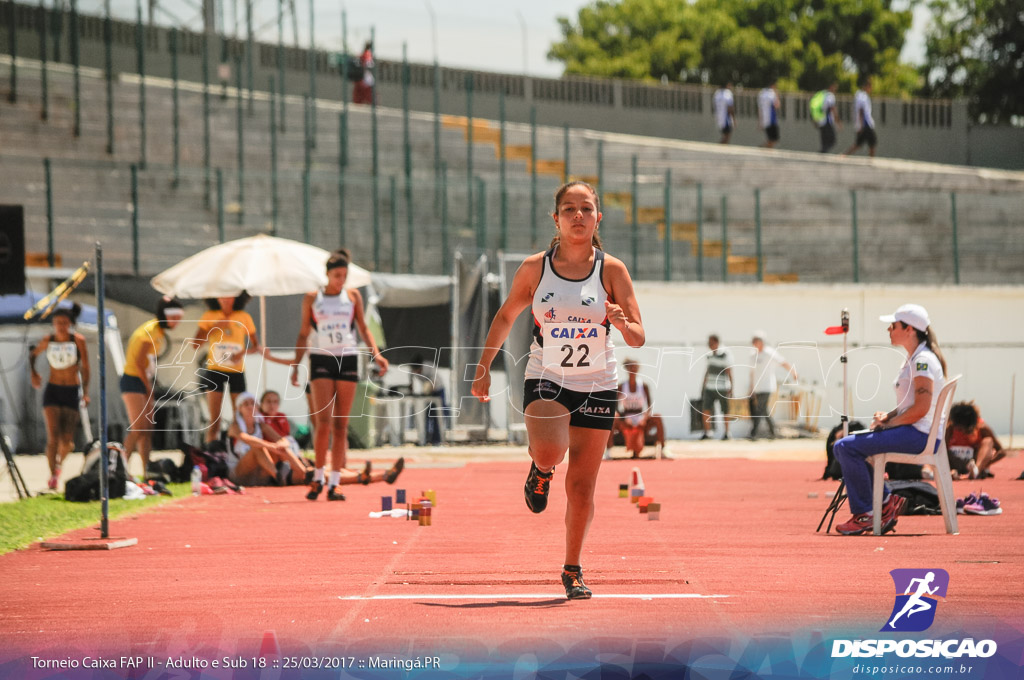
[{"xmin": 3, "ymin": 58, "xmax": 1023, "ymax": 282}]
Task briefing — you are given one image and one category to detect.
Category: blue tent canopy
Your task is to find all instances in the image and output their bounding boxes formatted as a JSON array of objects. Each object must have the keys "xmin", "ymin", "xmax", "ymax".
[{"xmin": 0, "ymin": 292, "xmax": 116, "ymax": 327}]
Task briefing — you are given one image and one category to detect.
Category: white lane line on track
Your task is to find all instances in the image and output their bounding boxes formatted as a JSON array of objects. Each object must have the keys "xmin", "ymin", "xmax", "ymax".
[{"xmin": 338, "ymin": 594, "xmax": 729, "ymax": 600}]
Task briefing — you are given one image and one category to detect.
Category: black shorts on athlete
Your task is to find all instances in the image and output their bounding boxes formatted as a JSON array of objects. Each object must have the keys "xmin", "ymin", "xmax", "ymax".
[
  {"xmin": 309, "ymin": 353, "xmax": 359, "ymax": 382},
  {"xmin": 765, "ymin": 123, "xmax": 780, "ymax": 142},
  {"xmin": 523, "ymin": 379, "xmax": 617, "ymax": 431},
  {"xmin": 198, "ymin": 368, "xmax": 247, "ymax": 394},
  {"xmin": 43, "ymin": 383, "xmax": 80, "ymax": 409}
]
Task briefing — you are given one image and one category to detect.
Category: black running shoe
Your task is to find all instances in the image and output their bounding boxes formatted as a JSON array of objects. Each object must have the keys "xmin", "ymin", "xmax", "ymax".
[
  {"xmin": 327, "ymin": 486, "xmax": 346, "ymax": 501},
  {"xmin": 306, "ymin": 480, "xmax": 323, "ymax": 501},
  {"xmin": 524, "ymin": 462, "xmax": 554, "ymax": 513},
  {"xmin": 357, "ymin": 460, "xmax": 372, "ymax": 485},
  {"xmin": 561, "ymin": 568, "xmax": 593, "ymax": 600},
  {"xmin": 385, "ymin": 457, "xmax": 405, "ymax": 484}
]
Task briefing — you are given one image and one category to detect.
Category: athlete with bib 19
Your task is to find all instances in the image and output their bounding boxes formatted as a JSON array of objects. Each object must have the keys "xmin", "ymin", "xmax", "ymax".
[
  {"xmin": 291, "ymin": 249, "xmax": 389, "ymax": 502},
  {"xmin": 472, "ymin": 181, "xmax": 646, "ymax": 600}
]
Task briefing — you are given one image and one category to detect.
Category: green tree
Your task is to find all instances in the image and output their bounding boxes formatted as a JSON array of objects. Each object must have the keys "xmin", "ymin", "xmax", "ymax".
[
  {"xmin": 548, "ymin": 0, "xmax": 915, "ymax": 94},
  {"xmin": 919, "ymin": 0, "xmax": 1024, "ymax": 123}
]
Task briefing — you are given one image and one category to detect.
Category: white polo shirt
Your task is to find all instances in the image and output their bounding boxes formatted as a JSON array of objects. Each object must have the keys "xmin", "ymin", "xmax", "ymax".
[
  {"xmin": 893, "ymin": 342, "xmax": 945, "ymax": 435},
  {"xmin": 752, "ymin": 345, "xmax": 787, "ymax": 394},
  {"xmin": 820, "ymin": 91, "xmax": 837, "ymax": 127},
  {"xmin": 713, "ymin": 88, "xmax": 734, "ymax": 129},
  {"xmin": 854, "ymin": 89, "xmax": 874, "ymax": 131}
]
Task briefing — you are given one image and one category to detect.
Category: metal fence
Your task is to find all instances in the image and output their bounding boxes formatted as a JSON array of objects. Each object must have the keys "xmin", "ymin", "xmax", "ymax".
[{"xmin": 2, "ymin": 3, "xmax": 1023, "ymax": 284}]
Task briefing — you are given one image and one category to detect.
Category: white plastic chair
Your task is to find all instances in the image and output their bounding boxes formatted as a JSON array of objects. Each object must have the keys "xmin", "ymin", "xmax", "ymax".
[{"xmin": 869, "ymin": 375, "xmax": 961, "ymax": 536}]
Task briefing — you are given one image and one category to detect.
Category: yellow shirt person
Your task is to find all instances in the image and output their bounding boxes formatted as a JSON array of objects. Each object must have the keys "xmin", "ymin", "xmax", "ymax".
[{"xmin": 198, "ymin": 309, "xmax": 257, "ymax": 373}]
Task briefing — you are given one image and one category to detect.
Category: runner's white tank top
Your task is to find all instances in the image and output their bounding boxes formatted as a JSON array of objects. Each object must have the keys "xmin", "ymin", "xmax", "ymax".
[
  {"xmin": 46, "ymin": 335, "xmax": 80, "ymax": 370},
  {"xmin": 310, "ymin": 289, "xmax": 358, "ymax": 356},
  {"xmin": 620, "ymin": 381, "xmax": 648, "ymax": 413},
  {"xmin": 524, "ymin": 246, "xmax": 617, "ymax": 392}
]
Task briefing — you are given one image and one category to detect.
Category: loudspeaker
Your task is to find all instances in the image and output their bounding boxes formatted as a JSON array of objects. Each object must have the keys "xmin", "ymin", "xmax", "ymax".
[{"xmin": 0, "ymin": 205, "xmax": 26, "ymax": 295}]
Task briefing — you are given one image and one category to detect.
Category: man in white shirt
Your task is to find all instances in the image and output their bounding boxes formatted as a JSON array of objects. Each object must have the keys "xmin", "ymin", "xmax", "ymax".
[
  {"xmin": 749, "ymin": 330, "xmax": 798, "ymax": 439},
  {"xmin": 843, "ymin": 76, "xmax": 878, "ymax": 157},
  {"xmin": 713, "ymin": 82, "xmax": 736, "ymax": 144},
  {"xmin": 757, "ymin": 80, "xmax": 781, "ymax": 148}
]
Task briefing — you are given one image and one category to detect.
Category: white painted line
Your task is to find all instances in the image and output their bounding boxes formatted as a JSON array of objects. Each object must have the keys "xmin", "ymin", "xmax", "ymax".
[{"xmin": 338, "ymin": 593, "xmax": 729, "ymax": 601}]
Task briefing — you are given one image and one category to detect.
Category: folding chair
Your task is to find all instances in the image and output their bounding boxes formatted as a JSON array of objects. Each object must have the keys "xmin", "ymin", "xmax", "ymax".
[{"xmin": 868, "ymin": 375, "xmax": 961, "ymax": 536}]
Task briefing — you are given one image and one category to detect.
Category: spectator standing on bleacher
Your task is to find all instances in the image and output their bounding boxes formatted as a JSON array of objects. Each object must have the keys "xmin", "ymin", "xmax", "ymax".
[
  {"xmin": 811, "ymin": 82, "xmax": 841, "ymax": 153},
  {"xmin": 757, "ymin": 80, "xmax": 781, "ymax": 148},
  {"xmin": 700, "ymin": 334, "xmax": 734, "ymax": 440},
  {"xmin": 353, "ymin": 41, "xmax": 375, "ymax": 105},
  {"xmin": 118, "ymin": 296, "xmax": 184, "ymax": 474},
  {"xmin": 748, "ymin": 330, "xmax": 798, "ymax": 440},
  {"xmin": 843, "ymin": 77, "xmax": 878, "ymax": 157},
  {"xmin": 713, "ymin": 82, "xmax": 736, "ymax": 144}
]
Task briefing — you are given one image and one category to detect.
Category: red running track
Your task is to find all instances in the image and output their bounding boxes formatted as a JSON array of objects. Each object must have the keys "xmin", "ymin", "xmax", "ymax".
[{"xmin": 1, "ymin": 456, "xmax": 1022, "ymax": 667}]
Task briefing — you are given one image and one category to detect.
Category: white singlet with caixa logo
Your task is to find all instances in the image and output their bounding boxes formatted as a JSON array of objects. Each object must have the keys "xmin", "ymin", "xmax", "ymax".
[
  {"xmin": 311, "ymin": 289, "xmax": 358, "ymax": 356},
  {"xmin": 524, "ymin": 246, "xmax": 618, "ymax": 392}
]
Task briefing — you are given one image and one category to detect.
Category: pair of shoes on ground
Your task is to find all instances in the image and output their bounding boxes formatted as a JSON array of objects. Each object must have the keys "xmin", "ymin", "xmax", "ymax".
[
  {"xmin": 354, "ymin": 457, "xmax": 405, "ymax": 485},
  {"xmin": 957, "ymin": 492, "xmax": 1002, "ymax": 515},
  {"xmin": 836, "ymin": 493, "xmax": 906, "ymax": 535},
  {"xmin": 305, "ymin": 480, "xmax": 346, "ymax": 501}
]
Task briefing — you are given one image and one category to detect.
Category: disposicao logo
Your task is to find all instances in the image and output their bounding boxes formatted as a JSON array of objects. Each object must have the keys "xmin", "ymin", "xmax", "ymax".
[
  {"xmin": 882, "ymin": 568, "xmax": 948, "ymax": 632},
  {"xmin": 831, "ymin": 568, "xmax": 997, "ymax": 660}
]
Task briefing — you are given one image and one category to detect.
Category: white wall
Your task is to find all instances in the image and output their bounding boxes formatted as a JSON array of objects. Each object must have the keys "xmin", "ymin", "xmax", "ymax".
[{"xmin": 608, "ymin": 283, "xmax": 1024, "ymax": 438}]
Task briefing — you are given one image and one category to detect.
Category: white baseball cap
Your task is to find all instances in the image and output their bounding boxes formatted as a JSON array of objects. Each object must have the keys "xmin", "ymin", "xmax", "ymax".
[
  {"xmin": 879, "ymin": 304, "xmax": 930, "ymax": 332},
  {"xmin": 235, "ymin": 391, "xmax": 257, "ymax": 408}
]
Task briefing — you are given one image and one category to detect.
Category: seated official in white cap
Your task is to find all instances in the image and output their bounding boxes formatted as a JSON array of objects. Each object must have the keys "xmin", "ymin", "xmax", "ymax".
[{"xmin": 832, "ymin": 304, "xmax": 948, "ymax": 535}]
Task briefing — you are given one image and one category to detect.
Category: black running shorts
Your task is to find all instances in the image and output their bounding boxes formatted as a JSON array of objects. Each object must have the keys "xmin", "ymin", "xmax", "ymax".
[
  {"xmin": 309, "ymin": 353, "xmax": 359, "ymax": 382},
  {"xmin": 198, "ymin": 368, "xmax": 247, "ymax": 394},
  {"xmin": 43, "ymin": 383, "xmax": 80, "ymax": 409},
  {"xmin": 523, "ymin": 379, "xmax": 617, "ymax": 431}
]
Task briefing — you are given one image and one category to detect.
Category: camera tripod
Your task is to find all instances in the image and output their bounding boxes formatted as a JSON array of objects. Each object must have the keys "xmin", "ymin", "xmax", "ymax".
[{"xmin": 0, "ymin": 422, "xmax": 31, "ymax": 500}]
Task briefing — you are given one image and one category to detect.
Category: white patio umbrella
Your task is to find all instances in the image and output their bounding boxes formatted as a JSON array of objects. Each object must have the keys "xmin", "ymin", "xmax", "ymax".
[
  {"xmin": 150, "ymin": 234, "xmax": 370, "ymax": 298},
  {"xmin": 150, "ymin": 234, "xmax": 373, "ymax": 389}
]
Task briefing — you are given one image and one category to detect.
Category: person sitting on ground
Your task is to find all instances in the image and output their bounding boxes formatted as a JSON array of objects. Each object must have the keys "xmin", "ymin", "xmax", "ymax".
[
  {"xmin": 228, "ymin": 392, "xmax": 310, "ymax": 487},
  {"xmin": 607, "ymin": 358, "xmax": 665, "ymax": 459},
  {"xmin": 230, "ymin": 392, "xmax": 405, "ymax": 488},
  {"xmin": 945, "ymin": 401, "xmax": 1016, "ymax": 479},
  {"xmin": 259, "ymin": 390, "xmax": 304, "ymax": 457}
]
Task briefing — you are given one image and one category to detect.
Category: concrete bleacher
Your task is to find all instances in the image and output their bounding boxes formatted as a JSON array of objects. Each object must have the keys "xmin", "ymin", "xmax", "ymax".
[{"xmin": 2, "ymin": 55, "xmax": 1023, "ymax": 284}]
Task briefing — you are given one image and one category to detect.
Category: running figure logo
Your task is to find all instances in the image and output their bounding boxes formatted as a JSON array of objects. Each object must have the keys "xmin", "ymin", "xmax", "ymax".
[{"xmin": 881, "ymin": 568, "xmax": 949, "ymax": 632}]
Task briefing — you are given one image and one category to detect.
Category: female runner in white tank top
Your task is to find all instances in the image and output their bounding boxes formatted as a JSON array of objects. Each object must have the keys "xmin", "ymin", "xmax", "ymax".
[
  {"xmin": 473, "ymin": 181, "xmax": 646, "ymax": 599},
  {"xmin": 289, "ymin": 249, "xmax": 390, "ymax": 501},
  {"xmin": 30, "ymin": 304, "xmax": 90, "ymax": 490}
]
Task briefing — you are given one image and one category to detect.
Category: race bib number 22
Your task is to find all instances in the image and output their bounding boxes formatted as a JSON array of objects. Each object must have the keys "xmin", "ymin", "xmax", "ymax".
[{"xmin": 542, "ymin": 323, "xmax": 606, "ymax": 375}]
